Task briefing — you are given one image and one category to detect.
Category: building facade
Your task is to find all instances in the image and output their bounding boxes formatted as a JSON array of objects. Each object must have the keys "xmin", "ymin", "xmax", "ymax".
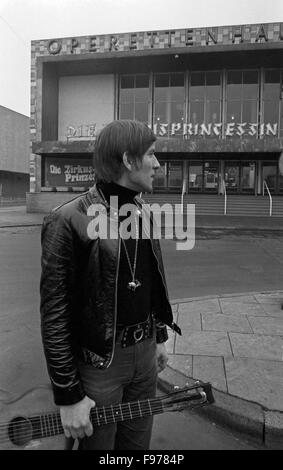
[
  {"xmin": 0, "ymin": 106, "xmax": 29, "ymax": 201},
  {"xmin": 28, "ymin": 22, "xmax": 283, "ymax": 213}
]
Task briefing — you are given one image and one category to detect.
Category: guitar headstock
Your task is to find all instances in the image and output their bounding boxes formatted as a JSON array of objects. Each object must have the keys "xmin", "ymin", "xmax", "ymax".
[{"xmin": 161, "ymin": 380, "xmax": 215, "ymax": 412}]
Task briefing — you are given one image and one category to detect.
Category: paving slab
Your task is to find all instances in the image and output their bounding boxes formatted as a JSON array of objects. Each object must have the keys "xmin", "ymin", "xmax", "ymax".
[
  {"xmin": 201, "ymin": 312, "xmax": 252, "ymax": 333},
  {"xmin": 248, "ymin": 315, "xmax": 283, "ymax": 335},
  {"xmin": 167, "ymin": 354, "xmax": 193, "ymax": 379},
  {"xmin": 179, "ymin": 298, "xmax": 221, "ymax": 315},
  {"xmin": 222, "ymin": 294, "xmax": 258, "ymax": 303},
  {"xmin": 175, "ymin": 331, "xmax": 232, "ymax": 356},
  {"xmin": 177, "ymin": 311, "xmax": 202, "ymax": 331},
  {"xmin": 219, "ymin": 299, "xmax": 267, "ymax": 316},
  {"xmin": 192, "ymin": 356, "xmax": 227, "ymax": 393},
  {"xmin": 260, "ymin": 303, "xmax": 283, "ymax": 316},
  {"xmin": 224, "ymin": 357, "xmax": 283, "ymax": 411},
  {"xmin": 229, "ymin": 332, "xmax": 283, "ymax": 361}
]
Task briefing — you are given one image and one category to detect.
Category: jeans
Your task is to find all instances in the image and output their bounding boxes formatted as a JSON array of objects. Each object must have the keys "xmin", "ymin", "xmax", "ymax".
[{"xmin": 77, "ymin": 335, "xmax": 157, "ymax": 450}]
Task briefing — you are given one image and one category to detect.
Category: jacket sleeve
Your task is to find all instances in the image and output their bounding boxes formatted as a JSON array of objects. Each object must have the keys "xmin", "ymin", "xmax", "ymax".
[{"xmin": 40, "ymin": 211, "xmax": 86, "ymax": 406}]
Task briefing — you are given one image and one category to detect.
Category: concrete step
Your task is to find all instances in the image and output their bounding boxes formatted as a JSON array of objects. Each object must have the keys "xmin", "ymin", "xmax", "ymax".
[{"xmin": 144, "ymin": 193, "xmax": 283, "ymax": 217}]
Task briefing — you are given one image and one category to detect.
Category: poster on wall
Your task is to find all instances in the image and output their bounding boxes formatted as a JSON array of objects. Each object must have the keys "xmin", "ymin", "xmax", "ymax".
[{"xmin": 44, "ymin": 157, "xmax": 95, "ymax": 188}]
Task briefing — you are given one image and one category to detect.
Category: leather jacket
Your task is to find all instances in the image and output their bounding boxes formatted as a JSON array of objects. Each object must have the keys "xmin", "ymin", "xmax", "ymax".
[{"xmin": 40, "ymin": 185, "xmax": 181, "ymax": 405}]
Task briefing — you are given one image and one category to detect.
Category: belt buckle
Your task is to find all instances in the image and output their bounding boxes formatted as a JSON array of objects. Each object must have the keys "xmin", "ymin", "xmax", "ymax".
[{"xmin": 133, "ymin": 326, "xmax": 144, "ymax": 342}]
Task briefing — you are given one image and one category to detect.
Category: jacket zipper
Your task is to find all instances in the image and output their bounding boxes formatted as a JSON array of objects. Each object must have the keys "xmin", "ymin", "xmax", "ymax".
[
  {"xmin": 95, "ymin": 189, "xmax": 121, "ymax": 370},
  {"xmin": 106, "ymin": 234, "xmax": 121, "ymax": 368}
]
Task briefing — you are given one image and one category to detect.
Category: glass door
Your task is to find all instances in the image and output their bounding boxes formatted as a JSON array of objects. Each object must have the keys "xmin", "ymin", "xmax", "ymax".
[
  {"xmin": 224, "ymin": 161, "xmax": 240, "ymax": 192},
  {"xmin": 153, "ymin": 161, "xmax": 183, "ymax": 192},
  {"xmin": 168, "ymin": 162, "xmax": 182, "ymax": 192},
  {"xmin": 204, "ymin": 161, "xmax": 219, "ymax": 193},
  {"xmin": 188, "ymin": 161, "xmax": 203, "ymax": 192},
  {"xmin": 153, "ymin": 162, "xmax": 167, "ymax": 191},
  {"xmin": 262, "ymin": 163, "xmax": 277, "ymax": 193},
  {"xmin": 240, "ymin": 162, "xmax": 256, "ymax": 193}
]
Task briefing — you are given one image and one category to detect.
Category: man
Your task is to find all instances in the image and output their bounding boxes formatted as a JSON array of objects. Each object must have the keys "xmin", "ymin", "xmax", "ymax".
[{"xmin": 40, "ymin": 120, "xmax": 181, "ymax": 450}]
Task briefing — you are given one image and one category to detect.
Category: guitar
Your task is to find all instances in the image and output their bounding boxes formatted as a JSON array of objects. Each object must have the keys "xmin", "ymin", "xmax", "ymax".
[{"xmin": 0, "ymin": 381, "xmax": 214, "ymax": 450}]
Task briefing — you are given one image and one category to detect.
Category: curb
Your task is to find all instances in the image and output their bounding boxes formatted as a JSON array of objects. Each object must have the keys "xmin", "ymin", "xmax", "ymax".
[
  {"xmin": 157, "ymin": 365, "xmax": 283, "ymax": 449},
  {"xmin": 0, "ymin": 217, "xmax": 283, "ymax": 231},
  {"xmin": 170, "ymin": 289, "xmax": 283, "ymax": 305},
  {"xmin": 0, "ymin": 224, "xmax": 42, "ymax": 228},
  {"xmin": 0, "ymin": 223, "xmax": 283, "ymax": 232}
]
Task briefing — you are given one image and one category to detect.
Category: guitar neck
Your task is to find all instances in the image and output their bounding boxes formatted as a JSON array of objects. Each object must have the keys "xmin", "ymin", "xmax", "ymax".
[
  {"xmin": 3, "ymin": 383, "xmax": 213, "ymax": 447},
  {"xmin": 31, "ymin": 397, "xmax": 164, "ymax": 440}
]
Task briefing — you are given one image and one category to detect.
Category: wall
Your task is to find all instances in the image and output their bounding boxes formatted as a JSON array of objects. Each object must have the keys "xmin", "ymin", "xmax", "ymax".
[
  {"xmin": 26, "ymin": 191, "xmax": 84, "ymax": 213},
  {"xmin": 0, "ymin": 171, "xmax": 29, "ymax": 198},
  {"xmin": 58, "ymin": 75, "xmax": 115, "ymax": 141},
  {"xmin": 0, "ymin": 106, "xmax": 29, "ymax": 173}
]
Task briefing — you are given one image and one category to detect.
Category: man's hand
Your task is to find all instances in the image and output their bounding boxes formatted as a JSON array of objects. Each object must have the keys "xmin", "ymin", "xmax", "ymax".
[
  {"xmin": 60, "ymin": 395, "xmax": 95, "ymax": 439},
  {"xmin": 156, "ymin": 342, "xmax": 169, "ymax": 373}
]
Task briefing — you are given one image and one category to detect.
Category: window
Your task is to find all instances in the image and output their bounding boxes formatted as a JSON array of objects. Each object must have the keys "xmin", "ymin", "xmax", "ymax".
[
  {"xmin": 262, "ymin": 70, "xmax": 280, "ymax": 138},
  {"xmin": 153, "ymin": 73, "xmax": 185, "ymax": 137},
  {"xmin": 119, "ymin": 74, "xmax": 150, "ymax": 122},
  {"xmin": 188, "ymin": 71, "xmax": 221, "ymax": 138},
  {"xmin": 226, "ymin": 70, "xmax": 259, "ymax": 137},
  {"xmin": 153, "ymin": 162, "xmax": 167, "ymax": 189},
  {"xmin": 168, "ymin": 162, "xmax": 182, "ymax": 188}
]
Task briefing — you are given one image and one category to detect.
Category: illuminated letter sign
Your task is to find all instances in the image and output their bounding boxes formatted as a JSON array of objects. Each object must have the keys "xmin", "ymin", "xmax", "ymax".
[
  {"xmin": 256, "ymin": 24, "xmax": 268, "ymax": 42},
  {"xmin": 206, "ymin": 29, "xmax": 218, "ymax": 45},
  {"xmin": 71, "ymin": 38, "xmax": 79, "ymax": 53},
  {"xmin": 47, "ymin": 39, "xmax": 62, "ymax": 55}
]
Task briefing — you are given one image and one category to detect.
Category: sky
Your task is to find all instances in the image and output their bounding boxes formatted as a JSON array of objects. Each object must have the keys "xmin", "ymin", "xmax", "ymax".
[{"xmin": 0, "ymin": 0, "xmax": 283, "ymax": 117}]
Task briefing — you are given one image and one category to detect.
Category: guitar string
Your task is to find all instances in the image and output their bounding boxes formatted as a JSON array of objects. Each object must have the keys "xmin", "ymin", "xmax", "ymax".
[
  {"xmin": 0, "ymin": 404, "xmax": 208, "ymax": 445},
  {"xmin": 0, "ymin": 402, "xmax": 210, "ymax": 445},
  {"xmin": 0, "ymin": 387, "xmax": 206, "ymax": 431},
  {"xmin": 0, "ymin": 385, "xmax": 207, "ymax": 439},
  {"xmin": 0, "ymin": 404, "xmax": 166, "ymax": 444},
  {"xmin": 0, "ymin": 394, "xmax": 206, "ymax": 443},
  {"xmin": 0, "ymin": 395, "xmax": 167, "ymax": 435}
]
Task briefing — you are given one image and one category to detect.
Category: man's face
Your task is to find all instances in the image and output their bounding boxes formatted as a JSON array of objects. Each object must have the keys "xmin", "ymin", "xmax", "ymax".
[
  {"xmin": 279, "ymin": 152, "xmax": 283, "ymax": 176},
  {"xmin": 126, "ymin": 143, "xmax": 160, "ymax": 192}
]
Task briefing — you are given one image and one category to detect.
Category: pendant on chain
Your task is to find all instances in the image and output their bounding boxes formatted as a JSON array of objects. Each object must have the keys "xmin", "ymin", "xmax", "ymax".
[{"xmin": 127, "ymin": 280, "xmax": 142, "ymax": 292}]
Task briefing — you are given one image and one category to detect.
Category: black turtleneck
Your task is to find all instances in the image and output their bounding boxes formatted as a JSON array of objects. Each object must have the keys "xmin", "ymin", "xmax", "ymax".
[{"xmin": 97, "ymin": 181, "xmax": 155, "ymax": 327}]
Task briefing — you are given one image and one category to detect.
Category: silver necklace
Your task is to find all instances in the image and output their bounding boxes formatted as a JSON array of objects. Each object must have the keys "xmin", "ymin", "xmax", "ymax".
[
  {"xmin": 121, "ymin": 214, "xmax": 141, "ymax": 292},
  {"xmin": 98, "ymin": 186, "xmax": 142, "ymax": 292}
]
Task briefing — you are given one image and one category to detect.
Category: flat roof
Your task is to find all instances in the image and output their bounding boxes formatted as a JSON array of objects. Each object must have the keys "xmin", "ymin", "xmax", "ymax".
[{"xmin": 31, "ymin": 22, "xmax": 283, "ymax": 59}]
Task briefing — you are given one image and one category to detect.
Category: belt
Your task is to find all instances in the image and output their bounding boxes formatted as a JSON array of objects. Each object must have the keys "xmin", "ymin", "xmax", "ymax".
[{"xmin": 116, "ymin": 315, "xmax": 154, "ymax": 348}]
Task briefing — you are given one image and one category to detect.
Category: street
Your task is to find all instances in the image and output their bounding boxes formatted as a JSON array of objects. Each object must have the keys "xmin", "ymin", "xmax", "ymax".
[
  {"xmin": 1, "ymin": 225, "xmax": 282, "ymax": 450},
  {"xmin": 163, "ymin": 229, "xmax": 283, "ymax": 300}
]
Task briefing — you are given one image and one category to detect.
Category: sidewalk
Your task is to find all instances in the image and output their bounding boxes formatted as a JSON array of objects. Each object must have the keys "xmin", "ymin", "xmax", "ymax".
[
  {"xmin": 1, "ymin": 205, "xmax": 283, "ymax": 231},
  {"xmin": 0, "ymin": 206, "xmax": 283, "ymax": 449},
  {"xmin": 0, "ymin": 206, "xmax": 44, "ymax": 227},
  {"xmin": 159, "ymin": 291, "xmax": 283, "ymax": 449}
]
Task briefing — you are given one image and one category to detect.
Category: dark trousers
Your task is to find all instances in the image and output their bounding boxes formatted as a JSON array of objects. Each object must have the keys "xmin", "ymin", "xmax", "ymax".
[{"xmin": 77, "ymin": 335, "xmax": 157, "ymax": 450}]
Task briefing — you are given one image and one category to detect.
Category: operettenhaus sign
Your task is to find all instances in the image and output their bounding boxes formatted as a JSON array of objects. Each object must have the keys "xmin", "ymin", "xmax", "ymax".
[{"xmin": 44, "ymin": 22, "xmax": 283, "ymax": 56}]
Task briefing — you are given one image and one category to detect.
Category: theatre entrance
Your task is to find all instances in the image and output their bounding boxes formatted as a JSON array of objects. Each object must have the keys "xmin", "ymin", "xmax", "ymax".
[{"xmin": 187, "ymin": 160, "xmax": 256, "ymax": 194}]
